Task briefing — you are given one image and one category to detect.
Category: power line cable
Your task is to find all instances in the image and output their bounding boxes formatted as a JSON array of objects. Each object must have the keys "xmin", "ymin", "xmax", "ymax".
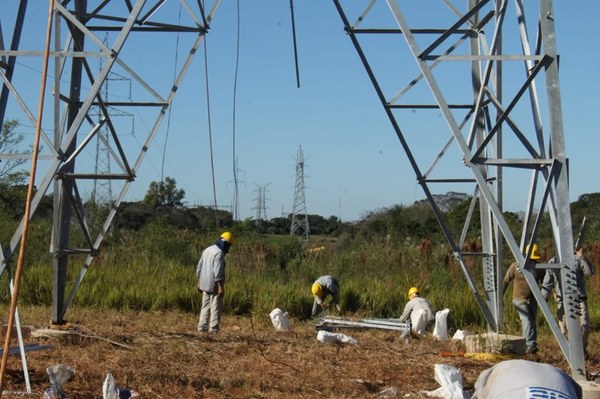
[
  {"xmin": 160, "ymin": 3, "xmax": 183, "ymax": 183},
  {"xmin": 231, "ymin": 0, "xmax": 241, "ymax": 221},
  {"xmin": 228, "ymin": 2, "xmax": 301, "ymax": 376},
  {"xmin": 202, "ymin": 33, "xmax": 219, "ymax": 234},
  {"xmin": 289, "ymin": 0, "xmax": 301, "ymax": 88}
]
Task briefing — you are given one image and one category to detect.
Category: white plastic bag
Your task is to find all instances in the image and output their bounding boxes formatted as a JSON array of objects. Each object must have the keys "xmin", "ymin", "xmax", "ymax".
[
  {"xmin": 43, "ymin": 364, "xmax": 75, "ymax": 399},
  {"xmin": 102, "ymin": 373, "xmax": 119, "ymax": 399},
  {"xmin": 316, "ymin": 330, "xmax": 358, "ymax": 345},
  {"xmin": 451, "ymin": 329, "xmax": 471, "ymax": 342},
  {"xmin": 433, "ymin": 308, "xmax": 450, "ymax": 341},
  {"xmin": 425, "ymin": 364, "xmax": 470, "ymax": 399},
  {"xmin": 269, "ymin": 308, "xmax": 292, "ymax": 332}
]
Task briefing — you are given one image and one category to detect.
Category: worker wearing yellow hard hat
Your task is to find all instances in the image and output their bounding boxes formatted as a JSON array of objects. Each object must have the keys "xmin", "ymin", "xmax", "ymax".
[
  {"xmin": 399, "ymin": 286, "xmax": 434, "ymax": 335},
  {"xmin": 196, "ymin": 231, "xmax": 234, "ymax": 333},
  {"xmin": 503, "ymin": 243, "xmax": 544, "ymax": 354},
  {"xmin": 311, "ymin": 275, "xmax": 341, "ymax": 318},
  {"xmin": 541, "ymin": 245, "xmax": 596, "ymax": 359}
]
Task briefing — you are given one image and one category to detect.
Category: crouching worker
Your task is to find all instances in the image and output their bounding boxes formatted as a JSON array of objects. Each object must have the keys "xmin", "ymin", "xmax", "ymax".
[
  {"xmin": 473, "ymin": 359, "xmax": 582, "ymax": 399},
  {"xmin": 399, "ymin": 286, "xmax": 434, "ymax": 335},
  {"xmin": 311, "ymin": 275, "xmax": 341, "ymax": 318}
]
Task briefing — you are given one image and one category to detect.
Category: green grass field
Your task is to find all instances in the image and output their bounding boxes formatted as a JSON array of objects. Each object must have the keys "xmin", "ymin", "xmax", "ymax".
[{"xmin": 4, "ymin": 230, "xmax": 598, "ymax": 339}]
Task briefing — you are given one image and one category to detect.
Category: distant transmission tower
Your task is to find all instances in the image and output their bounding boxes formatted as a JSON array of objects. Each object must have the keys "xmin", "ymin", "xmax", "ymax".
[
  {"xmin": 91, "ymin": 35, "xmax": 133, "ymax": 205},
  {"xmin": 253, "ymin": 183, "xmax": 270, "ymax": 223},
  {"xmin": 290, "ymin": 146, "xmax": 309, "ymax": 243},
  {"xmin": 91, "ymin": 34, "xmax": 113, "ymax": 205},
  {"xmin": 229, "ymin": 157, "xmax": 245, "ymax": 221}
]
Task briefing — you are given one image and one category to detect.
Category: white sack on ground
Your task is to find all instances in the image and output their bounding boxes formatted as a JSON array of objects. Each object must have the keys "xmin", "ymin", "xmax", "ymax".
[
  {"xmin": 424, "ymin": 364, "xmax": 470, "ymax": 399},
  {"xmin": 433, "ymin": 308, "xmax": 450, "ymax": 341},
  {"xmin": 317, "ymin": 330, "xmax": 358, "ymax": 345},
  {"xmin": 411, "ymin": 308, "xmax": 429, "ymax": 335},
  {"xmin": 269, "ymin": 308, "xmax": 292, "ymax": 332},
  {"xmin": 102, "ymin": 373, "xmax": 119, "ymax": 399},
  {"xmin": 43, "ymin": 364, "xmax": 75, "ymax": 399},
  {"xmin": 452, "ymin": 330, "xmax": 471, "ymax": 342}
]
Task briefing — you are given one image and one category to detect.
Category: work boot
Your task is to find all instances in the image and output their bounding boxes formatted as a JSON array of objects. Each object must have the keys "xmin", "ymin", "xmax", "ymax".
[{"xmin": 526, "ymin": 345, "xmax": 538, "ymax": 355}]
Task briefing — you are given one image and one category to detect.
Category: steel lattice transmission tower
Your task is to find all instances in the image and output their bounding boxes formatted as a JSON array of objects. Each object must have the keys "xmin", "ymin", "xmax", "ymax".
[
  {"xmin": 290, "ymin": 146, "xmax": 309, "ymax": 243},
  {"xmin": 229, "ymin": 157, "xmax": 245, "ymax": 221},
  {"xmin": 0, "ymin": 0, "xmax": 222, "ymax": 325},
  {"xmin": 91, "ymin": 71, "xmax": 133, "ymax": 207},
  {"xmin": 333, "ymin": 0, "xmax": 585, "ymax": 377},
  {"xmin": 253, "ymin": 183, "xmax": 270, "ymax": 223}
]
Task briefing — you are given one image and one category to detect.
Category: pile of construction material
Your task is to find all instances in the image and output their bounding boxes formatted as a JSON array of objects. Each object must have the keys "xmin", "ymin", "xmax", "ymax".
[{"xmin": 315, "ymin": 316, "xmax": 411, "ymax": 337}]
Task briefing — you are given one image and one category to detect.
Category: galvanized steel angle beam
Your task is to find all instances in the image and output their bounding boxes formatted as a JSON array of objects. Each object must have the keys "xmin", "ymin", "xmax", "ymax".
[{"xmin": 317, "ymin": 316, "xmax": 411, "ymax": 334}]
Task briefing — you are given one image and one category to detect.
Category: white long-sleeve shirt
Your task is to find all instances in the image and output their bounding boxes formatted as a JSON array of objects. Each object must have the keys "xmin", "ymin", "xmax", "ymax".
[
  {"xmin": 196, "ymin": 244, "xmax": 226, "ymax": 293},
  {"xmin": 399, "ymin": 296, "xmax": 434, "ymax": 323}
]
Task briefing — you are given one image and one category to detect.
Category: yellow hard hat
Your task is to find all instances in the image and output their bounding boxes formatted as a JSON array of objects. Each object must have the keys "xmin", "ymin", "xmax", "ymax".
[
  {"xmin": 311, "ymin": 283, "xmax": 323, "ymax": 297},
  {"xmin": 220, "ymin": 231, "xmax": 234, "ymax": 244},
  {"xmin": 408, "ymin": 286, "xmax": 419, "ymax": 298},
  {"xmin": 525, "ymin": 243, "xmax": 541, "ymax": 260}
]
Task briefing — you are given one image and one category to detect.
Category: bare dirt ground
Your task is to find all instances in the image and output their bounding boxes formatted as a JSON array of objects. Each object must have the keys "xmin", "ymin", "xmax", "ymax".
[{"xmin": 0, "ymin": 306, "xmax": 598, "ymax": 398}]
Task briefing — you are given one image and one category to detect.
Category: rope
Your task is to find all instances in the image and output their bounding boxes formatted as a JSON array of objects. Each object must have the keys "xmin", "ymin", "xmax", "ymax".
[
  {"xmin": 202, "ymin": 33, "xmax": 219, "ymax": 234},
  {"xmin": 233, "ymin": 250, "xmax": 300, "ymax": 373},
  {"xmin": 228, "ymin": 2, "xmax": 299, "ymax": 374},
  {"xmin": 160, "ymin": 3, "xmax": 183, "ymax": 183}
]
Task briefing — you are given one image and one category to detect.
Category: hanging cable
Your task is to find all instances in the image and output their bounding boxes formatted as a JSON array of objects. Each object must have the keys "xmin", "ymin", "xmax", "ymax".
[
  {"xmin": 231, "ymin": 0, "xmax": 241, "ymax": 221},
  {"xmin": 203, "ymin": 34, "xmax": 219, "ymax": 234},
  {"xmin": 160, "ymin": 3, "xmax": 183, "ymax": 183},
  {"xmin": 227, "ymin": 2, "xmax": 301, "ymax": 374},
  {"xmin": 289, "ymin": 0, "xmax": 301, "ymax": 88},
  {"xmin": 0, "ymin": 1, "xmax": 53, "ymax": 395}
]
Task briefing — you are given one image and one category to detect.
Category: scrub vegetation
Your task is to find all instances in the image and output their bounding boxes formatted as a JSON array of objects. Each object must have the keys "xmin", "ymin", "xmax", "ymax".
[{"xmin": 1, "ymin": 190, "xmax": 600, "ymax": 336}]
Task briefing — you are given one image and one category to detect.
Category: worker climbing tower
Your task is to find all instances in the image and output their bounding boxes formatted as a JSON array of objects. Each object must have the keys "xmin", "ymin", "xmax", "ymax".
[
  {"xmin": 0, "ymin": 0, "xmax": 223, "ymax": 325},
  {"xmin": 332, "ymin": 0, "xmax": 584, "ymax": 378},
  {"xmin": 290, "ymin": 146, "xmax": 309, "ymax": 244}
]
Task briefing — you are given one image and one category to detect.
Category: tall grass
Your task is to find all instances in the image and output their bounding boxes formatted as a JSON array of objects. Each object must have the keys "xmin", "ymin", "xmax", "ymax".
[{"xmin": 3, "ymin": 228, "xmax": 599, "ymax": 337}]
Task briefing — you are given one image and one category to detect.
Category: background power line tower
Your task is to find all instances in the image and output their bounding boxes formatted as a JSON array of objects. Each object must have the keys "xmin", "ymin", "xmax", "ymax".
[
  {"xmin": 229, "ymin": 157, "xmax": 245, "ymax": 221},
  {"xmin": 253, "ymin": 183, "xmax": 270, "ymax": 223},
  {"xmin": 290, "ymin": 145, "xmax": 309, "ymax": 243},
  {"xmin": 333, "ymin": 0, "xmax": 584, "ymax": 378},
  {"xmin": 91, "ymin": 35, "xmax": 134, "ymax": 207},
  {"xmin": 0, "ymin": 0, "xmax": 222, "ymax": 325}
]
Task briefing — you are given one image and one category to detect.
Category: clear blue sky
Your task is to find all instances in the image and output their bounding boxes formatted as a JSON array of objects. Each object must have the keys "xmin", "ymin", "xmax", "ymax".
[{"xmin": 4, "ymin": 1, "xmax": 600, "ymax": 222}]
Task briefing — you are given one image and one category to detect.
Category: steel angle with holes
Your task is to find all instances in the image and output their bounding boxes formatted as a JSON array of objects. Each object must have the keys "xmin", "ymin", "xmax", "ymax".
[{"xmin": 316, "ymin": 316, "xmax": 411, "ymax": 335}]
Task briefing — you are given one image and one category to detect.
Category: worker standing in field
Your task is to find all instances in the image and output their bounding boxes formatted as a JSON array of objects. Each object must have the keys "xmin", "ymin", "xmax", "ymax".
[
  {"xmin": 311, "ymin": 275, "xmax": 341, "ymax": 318},
  {"xmin": 541, "ymin": 246, "xmax": 596, "ymax": 359},
  {"xmin": 196, "ymin": 231, "xmax": 233, "ymax": 333},
  {"xmin": 503, "ymin": 243, "xmax": 545, "ymax": 354},
  {"xmin": 399, "ymin": 286, "xmax": 434, "ymax": 335}
]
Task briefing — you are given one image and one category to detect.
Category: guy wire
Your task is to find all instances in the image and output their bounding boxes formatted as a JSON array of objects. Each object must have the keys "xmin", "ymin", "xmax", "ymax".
[{"xmin": 160, "ymin": 3, "xmax": 183, "ymax": 183}]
